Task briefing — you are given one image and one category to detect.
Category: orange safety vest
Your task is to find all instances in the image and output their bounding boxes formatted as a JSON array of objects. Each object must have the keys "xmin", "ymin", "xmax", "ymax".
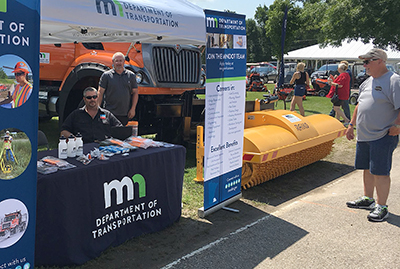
[{"xmin": 12, "ymin": 82, "xmax": 32, "ymax": 108}]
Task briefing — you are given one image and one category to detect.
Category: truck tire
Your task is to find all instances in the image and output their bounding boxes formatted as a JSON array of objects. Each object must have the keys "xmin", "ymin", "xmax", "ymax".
[
  {"xmin": 58, "ymin": 63, "xmax": 110, "ymax": 125},
  {"xmin": 19, "ymin": 222, "xmax": 26, "ymax": 232}
]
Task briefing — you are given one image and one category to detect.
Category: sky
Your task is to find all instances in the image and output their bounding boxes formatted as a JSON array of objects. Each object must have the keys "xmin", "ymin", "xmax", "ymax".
[
  {"xmin": 188, "ymin": 0, "xmax": 275, "ymax": 20},
  {"xmin": 0, "ymin": 54, "xmax": 31, "ymax": 76}
]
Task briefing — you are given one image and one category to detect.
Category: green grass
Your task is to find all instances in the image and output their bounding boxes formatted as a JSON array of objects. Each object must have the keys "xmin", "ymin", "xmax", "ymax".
[
  {"xmin": 0, "ymin": 78, "xmax": 14, "ymax": 84},
  {"xmin": 38, "ymin": 90, "xmax": 355, "ymax": 218}
]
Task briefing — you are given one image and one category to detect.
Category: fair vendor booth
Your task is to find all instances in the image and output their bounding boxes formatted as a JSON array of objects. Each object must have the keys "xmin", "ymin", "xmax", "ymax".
[{"xmin": 36, "ymin": 0, "xmax": 206, "ymax": 266}]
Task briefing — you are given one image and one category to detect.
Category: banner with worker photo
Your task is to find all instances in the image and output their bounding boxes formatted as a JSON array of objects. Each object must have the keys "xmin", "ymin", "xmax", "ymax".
[
  {"xmin": 204, "ymin": 10, "xmax": 246, "ymax": 210},
  {"xmin": 0, "ymin": 0, "xmax": 40, "ymax": 267}
]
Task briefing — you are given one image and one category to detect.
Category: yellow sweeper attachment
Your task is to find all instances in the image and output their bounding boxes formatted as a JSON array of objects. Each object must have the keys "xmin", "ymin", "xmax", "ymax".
[
  {"xmin": 241, "ymin": 109, "xmax": 346, "ymax": 189},
  {"xmin": 194, "ymin": 99, "xmax": 346, "ymax": 190}
]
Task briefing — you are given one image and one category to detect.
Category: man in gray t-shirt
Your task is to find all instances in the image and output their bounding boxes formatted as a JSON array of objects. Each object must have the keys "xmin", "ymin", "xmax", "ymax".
[
  {"xmin": 98, "ymin": 52, "xmax": 138, "ymax": 125},
  {"xmin": 345, "ymin": 48, "xmax": 400, "ymax": 222}
]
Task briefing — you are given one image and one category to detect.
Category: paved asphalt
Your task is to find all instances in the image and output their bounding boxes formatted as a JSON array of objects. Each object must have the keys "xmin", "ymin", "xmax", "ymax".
[{"xmin": 162, "ymin": 148, "xmax": 400, "ymax": 269}]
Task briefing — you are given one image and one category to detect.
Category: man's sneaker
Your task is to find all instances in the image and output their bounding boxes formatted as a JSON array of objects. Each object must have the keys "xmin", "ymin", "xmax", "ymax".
[
  {"xmin": 346, "ymin": 196, "xmax": 375, "ymax": 209},
  {"xmin": 368, "ymin": 204, "xmax": 389, "ymax": 222}
]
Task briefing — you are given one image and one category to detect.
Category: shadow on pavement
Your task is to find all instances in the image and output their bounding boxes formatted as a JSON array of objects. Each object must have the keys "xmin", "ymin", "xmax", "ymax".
[
  {"xmin": 163, "ymin": 214, "xmax": 309, "ymax": 269},
  {"xmin": 160, "ymin": 201, "xmax": 308, "ymax": 269},
  {"xmin": 69, "ymin": 201, "xmax": 308, "ymax": 269},
  {"xmin": 387, "ymin": 213, "xmax": 400, "ymax": 227}
]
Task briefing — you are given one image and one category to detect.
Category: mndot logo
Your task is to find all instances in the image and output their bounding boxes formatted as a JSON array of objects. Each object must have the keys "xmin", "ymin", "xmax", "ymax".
[
  {"xmin": 206, "ymin": 17, "xmax": 218, "ymax": 28},
  {"xmin": 96, "ymin": 0, "xmax": 123, "ymax": 17},
  {"xmin": 0, "ymin": 0, "xmax": 6, "ymax": 13},
  {"xmin": 103, "ymin": 174, "xmax": 146, "ymax": 208}
]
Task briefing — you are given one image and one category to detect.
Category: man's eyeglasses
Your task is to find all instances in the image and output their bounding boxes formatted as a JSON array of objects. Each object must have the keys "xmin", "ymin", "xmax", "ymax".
[
  {"xmin": 363, "ymin": 58, "xmax": 379, "ymax": 65},
  {"xmin": 14, "ymin": 72, "xmax": 25, "ymax": 77},
  {"xmin": 84, "ymin": 95, "xmax": 98, "ymax": 100}
]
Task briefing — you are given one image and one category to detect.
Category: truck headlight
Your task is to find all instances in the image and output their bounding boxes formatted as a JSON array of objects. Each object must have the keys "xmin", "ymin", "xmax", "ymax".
[
  {"xmin": 136, "ymin": 72, "xmax": 143, "ymax": 84},
  {"xmin": 200, "ymin": 75, "xmax": 206, "ymax": 86}
]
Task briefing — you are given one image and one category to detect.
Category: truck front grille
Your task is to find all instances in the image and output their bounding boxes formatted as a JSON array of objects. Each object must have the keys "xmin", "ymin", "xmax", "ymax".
[
  {"xmin": 2, "ymin": 223, "xmax": 10, "ymax": 229},
  {"xmin": 153, "ymin": 47, "xmax": 200, "ymax": 84}
]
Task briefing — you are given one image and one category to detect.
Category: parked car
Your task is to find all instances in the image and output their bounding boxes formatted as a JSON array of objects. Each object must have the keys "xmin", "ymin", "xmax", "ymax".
[
  {"xmin": 250, "ymin": 65, "xmax": 278, "ymax": 83},
  {"xmin": 310, "ymin": 64, "xmax": 339, "ymax": 79}
]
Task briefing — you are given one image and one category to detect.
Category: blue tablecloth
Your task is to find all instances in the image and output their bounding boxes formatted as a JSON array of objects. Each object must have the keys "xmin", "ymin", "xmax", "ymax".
[{"xmin": 35, "ymin": 143, "xmax": 185, "ymax": 266}]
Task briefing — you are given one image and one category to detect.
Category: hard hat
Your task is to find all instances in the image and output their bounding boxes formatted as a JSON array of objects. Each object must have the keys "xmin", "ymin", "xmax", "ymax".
[
  {"xmin": 5, "ymin": 131, "xmax": 10, "ymax": 134},
  {"xmin": 12, "ymin": 61, "xmax": 29, "ymax": 74}
]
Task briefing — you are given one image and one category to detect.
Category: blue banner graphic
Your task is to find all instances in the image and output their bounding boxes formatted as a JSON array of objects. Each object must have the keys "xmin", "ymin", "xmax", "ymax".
[
  {"xmin": 278, "ymin": 6, "xmax": 288, "ymax": 88},
  {"xmin": 0, "ymin": 0, "xmax": 40, "ymax": 267},
  {"xmin": 204, "ymin": 10, "xmax": 246, "ymax": 210}
]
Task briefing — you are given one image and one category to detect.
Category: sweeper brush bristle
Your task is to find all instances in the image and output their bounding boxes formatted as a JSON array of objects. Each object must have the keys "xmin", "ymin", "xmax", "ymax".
[{"xmin": 241, "ymin": 140, "xmax": 334, "ymax": 189}]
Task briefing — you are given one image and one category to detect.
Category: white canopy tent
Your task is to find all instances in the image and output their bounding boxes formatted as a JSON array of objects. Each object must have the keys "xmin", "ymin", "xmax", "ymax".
[
  {"xmin": 40, "ymin": 0, "xmax": 205, "ymax": 45},
  {"xmin": 285, "ymin": 39, "xmax": 400, "ymax": 70}
]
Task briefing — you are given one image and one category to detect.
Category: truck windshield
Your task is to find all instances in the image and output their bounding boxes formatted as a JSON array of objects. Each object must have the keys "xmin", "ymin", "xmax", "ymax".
[{"xmin": 4, "ymin": 215, "xmax": 15, "ymax": 221}]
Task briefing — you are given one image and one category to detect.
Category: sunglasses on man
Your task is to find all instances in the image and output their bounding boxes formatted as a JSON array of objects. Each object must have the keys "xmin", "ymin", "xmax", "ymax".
[
  {"xmin": 14, "ymin": 72, "xmax": 25, "ymax": 77},
  {"xmin": 84, "ymin": 95, "xmax": 98, "ymax": 100},
  {"xmin": 363, "ymin": 58, "xmax": 379, "ymax": 65}
]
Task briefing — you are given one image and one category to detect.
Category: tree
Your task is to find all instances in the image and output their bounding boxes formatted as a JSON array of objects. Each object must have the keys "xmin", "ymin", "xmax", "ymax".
[
  {"xmin": 293, "ymin": 0, "xmax": 325, "ymax": 49},
  {"xmin": 264, "ymin": 0, "xmax": 302, "ymax": 59},
  {"xmin": 0, "ymin": 68, "xmax": 7, "ymax": 79},
  {"xmin": 320, "ymin": 0, "xmax": 400, "ymax": 50},
  {"xmin": 246, "ymin": 5, "xmax": 273, "ymax": 62}
]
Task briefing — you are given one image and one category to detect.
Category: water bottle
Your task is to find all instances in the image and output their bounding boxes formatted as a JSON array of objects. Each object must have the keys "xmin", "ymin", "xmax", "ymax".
[
  {"xmin": 75, "ymin": 133, "xmax": 83, "ymax": 157},
  {"xmin": 128, "ymin": 121, "xmax": 138, "ymax": 136},
  {"xmin": 58, "ymin": 135, "xmax": 68, "ymax": 159},
  {"xmin": 67, "ymin": 134, "xmax": 76, "ymax": 158}
]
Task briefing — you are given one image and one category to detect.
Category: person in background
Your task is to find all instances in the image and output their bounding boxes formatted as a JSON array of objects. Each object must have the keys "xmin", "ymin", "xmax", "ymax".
[
  {"xmin": 345, "ymin": 48, "xmax": 400, "ymax": 222},
  {"xmin": 98, "ymin": 52, "xmax": 138, "ymax": 126},
  {"xmin": 329, "ymin": 60, "xmax": 351, "ymax": 119},
  {"xmin": 327, "ymin": 63, "xmax": 350, "ymax": 126},
  {"xmin": 0, "ymin": 62, "xmax": 32, "ymax": 108},
  {"xmin": 5, "ymin": 131, "xmax": 12, "ymax": 142},
  {"xmin": 289, "ymin": 62, "xmax": 309, "ymax": 116},
  {"xmin": 2, "ymin": 133, "xmax": 14, "ymax": 162},
  {"xmin": 61, "ymin": 87, "xmax": 122, "ymax": 143}
]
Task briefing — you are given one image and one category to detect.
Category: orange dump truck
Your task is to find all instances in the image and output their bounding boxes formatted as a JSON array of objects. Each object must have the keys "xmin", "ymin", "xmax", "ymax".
[
  {"xmin": 39, "ymin": 42, "xmax": 205, "ymax": 142},
  {"xmin": 0, "ymin": 210, "xmax": 27, "ymax": 238}
]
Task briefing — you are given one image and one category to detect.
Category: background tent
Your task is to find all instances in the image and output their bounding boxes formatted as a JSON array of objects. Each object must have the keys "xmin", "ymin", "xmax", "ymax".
[
  {"xmin": 40, "ymin": 0, "xmax": 205, "ymax": 44},
  {"xmin": 285, "ymin": 39, "xmax": 400, "ymax": 70}
]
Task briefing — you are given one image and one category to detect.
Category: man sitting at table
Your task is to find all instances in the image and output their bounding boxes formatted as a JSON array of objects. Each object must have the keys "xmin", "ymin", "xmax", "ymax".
[{"xmin": 61, "ymin": 87, "xmax": 122, "ymax": 143}]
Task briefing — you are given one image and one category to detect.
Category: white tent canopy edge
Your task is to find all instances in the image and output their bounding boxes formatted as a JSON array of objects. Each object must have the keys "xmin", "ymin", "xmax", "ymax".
[
  {"xmin": 40, "ymin": 0, "xmax": 206, "ymax": 45},
  {"xmin": 285, "ymin": 39, "xmax": 400, "ymax": 68}
]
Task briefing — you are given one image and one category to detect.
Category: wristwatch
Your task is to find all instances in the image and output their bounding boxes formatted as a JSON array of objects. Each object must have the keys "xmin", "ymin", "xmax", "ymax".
[{"xmin": 394, "ymin": 124, "xmax": 400, "ymax": 128}]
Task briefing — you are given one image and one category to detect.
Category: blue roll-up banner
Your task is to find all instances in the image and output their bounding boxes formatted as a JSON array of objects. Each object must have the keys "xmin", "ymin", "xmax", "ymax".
[
  {"xmin": 204, "ymin": 10, "xmax": 246, "ymax": 210},
  {"xmin": 278, "ymin": 6, "xmax": 288, "ymax": 88},
  {"xmin": 0, "ymin": 0, "xmax": 40, "ymax": 267}
]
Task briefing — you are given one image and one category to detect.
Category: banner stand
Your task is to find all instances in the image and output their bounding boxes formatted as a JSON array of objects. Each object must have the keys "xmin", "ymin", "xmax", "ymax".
[{"xmin": 198, "ymin": 193, "xmax": 242, "ymax": 218}]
